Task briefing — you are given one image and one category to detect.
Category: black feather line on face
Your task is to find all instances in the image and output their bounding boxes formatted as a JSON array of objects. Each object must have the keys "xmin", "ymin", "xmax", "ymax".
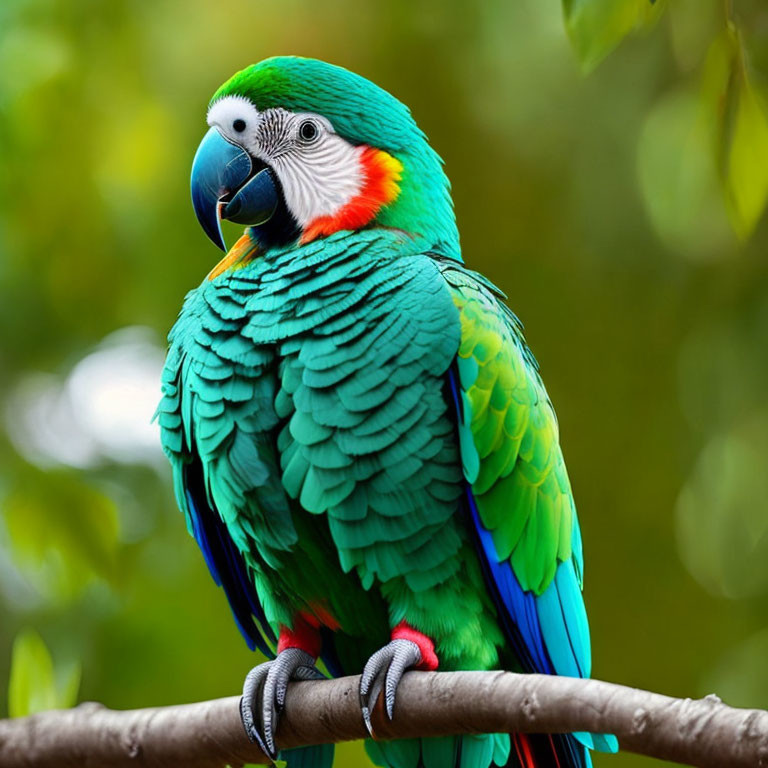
[
  {"xmin": 256, "ymin": 109, "xmax": 293, "ymax": 159},
  {"xmin": 248, "ymin": 170, "xmax": 301, "ymax": 248}
]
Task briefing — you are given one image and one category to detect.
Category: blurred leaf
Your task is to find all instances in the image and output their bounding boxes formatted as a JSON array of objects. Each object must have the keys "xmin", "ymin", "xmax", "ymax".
[
  {"xmin": 637, "ymin": 87, "xmax": 732, "ymax": 259},
  {"xmin": 58, "ymin": 661, "xmax": 82, "ymax": 711},
  {"xmin": 3, "ymin": 469, "xmax": 120, "ymax": 599},
  {"xmin": 667, "ymin": 0, "xmax": 720, "ymax": 72},
  {"xmin": 8, "ymin": 628, "xmax": 55, "ymax": 717},
  {"xmin": 676, "ymin": 413, "xmax": 768, "ymax": 600},
  {"xmin": 562, "ymin": 0, "xmax": 664, "ymax": 72},
  {"xmin": 8, "ymin": 628, "xmax": 80, "ymax": 717},
  {"xmin": 726, "ymin": 76, "xmax": 768, "ymax": 238},
  {"xmin": 704, "ymin": 24, "xmax": 768, "ymax": 240}
]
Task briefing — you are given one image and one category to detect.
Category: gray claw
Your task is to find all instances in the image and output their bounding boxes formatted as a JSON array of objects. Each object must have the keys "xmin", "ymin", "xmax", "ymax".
[
  {"xmin": 359, "ymin": 639, "xmax": 421, "ymax": 736},
  {"xmin": 240, "ymin": 693, "xmax": 272, "ymax": 758},
  {"xmin": 240, "ymin": 648, "xmax": 322, "ymax": 760}
]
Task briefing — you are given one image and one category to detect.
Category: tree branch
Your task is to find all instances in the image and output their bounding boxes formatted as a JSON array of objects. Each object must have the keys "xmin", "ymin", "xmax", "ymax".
[{"xmin": 0, "ymin": 671, "xmax": 765, "ymax": 768}]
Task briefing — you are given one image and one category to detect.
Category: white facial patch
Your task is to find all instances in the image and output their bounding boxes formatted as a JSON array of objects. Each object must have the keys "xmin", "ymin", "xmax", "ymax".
[
  {"xmin": 206, "ymin": 96, "xmax": 364, "ymax": 227},
  {"xmin": 207, "ymin": 96, "xmax": 261, "ymax": 147}
]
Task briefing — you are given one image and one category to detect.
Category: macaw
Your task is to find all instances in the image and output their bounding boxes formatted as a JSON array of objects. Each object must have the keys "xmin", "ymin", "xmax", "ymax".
[{"xmin": 157, "ymin": 56, "xmax": 617, "ymax": 768}]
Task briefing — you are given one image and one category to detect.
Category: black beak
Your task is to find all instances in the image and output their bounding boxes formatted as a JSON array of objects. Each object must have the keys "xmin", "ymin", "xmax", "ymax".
[{"xmin": 190, "ymin": 127, "xmax": 279, "ymax": 251}]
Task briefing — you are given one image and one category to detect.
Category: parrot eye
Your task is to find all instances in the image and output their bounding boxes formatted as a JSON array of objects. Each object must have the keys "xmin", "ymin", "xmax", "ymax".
[
  {"xmin": 298, "ymin": 119, "xmax": 320, "ymax": 144},
  {"xmin": 233, "ymin": 119, "xmax": 246, "ymax": 133}
]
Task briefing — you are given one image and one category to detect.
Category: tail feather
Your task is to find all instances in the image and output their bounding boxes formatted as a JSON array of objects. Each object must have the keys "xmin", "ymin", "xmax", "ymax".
[
  {"xmin": 508, "ymin": 733, "xmax": 591, "ymax": 768},
  {"xmin": 367, "ymin": 734, "xmax": 510, "ymax": 768},
  {"xmin": 457, "ymin": 734, "xmax": 508, "ymax": 768},
  {"xmin": 574, "ymin": 729, "xmax": 619, "ymax": 754},
  {"xmin": 280, "ymin": 743, "xmax": 334, "ymax": 768},
  {"xmin": 511, "ymin": 734, "xmax": 537, "ymax": 768},
  {"xmin": 365, "ymin": 730, "xmax": 590, "ymax": 768}
]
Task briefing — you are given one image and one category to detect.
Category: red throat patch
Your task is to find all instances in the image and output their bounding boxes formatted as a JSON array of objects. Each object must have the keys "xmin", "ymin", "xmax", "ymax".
[{"xmin": 301, "ymin": 146, "xmax": 403, "ymax": 243}]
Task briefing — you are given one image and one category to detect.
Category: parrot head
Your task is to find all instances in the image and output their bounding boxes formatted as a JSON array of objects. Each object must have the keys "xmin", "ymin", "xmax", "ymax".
[{"xmin": 190, "ymin": 57, "xmax": 459, "ymax": 258}]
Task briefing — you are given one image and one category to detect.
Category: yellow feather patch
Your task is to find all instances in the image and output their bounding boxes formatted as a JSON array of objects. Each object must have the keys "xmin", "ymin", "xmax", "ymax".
[{"xmin": 208, "ymin": 233, "xmax": 259, "ymax": 281}]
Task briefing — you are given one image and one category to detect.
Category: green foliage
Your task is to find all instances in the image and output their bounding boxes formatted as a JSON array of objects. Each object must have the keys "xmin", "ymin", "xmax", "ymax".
[
  {"xmin": 725, "ymin": 78, "xmax": 768, "ymax": 237},
  {"xmin": 230, "ymin": 761, "xmax": 287, "ymax": 767},
  {"xmin": 8, "ymin": 629, "xmax": 80, "ymax": 717},
  {"xmin": 704, "ymin": 25, "xmax": 768, "ymax": 239},
  {"xmin": 562, "ymin": 0, "xmax": 664, "ymax": 72},
  {"xmin": 636, "ymin": 88, "xmax": 732, "ymax": 259},
  {"xmin": 676, "ymin": 413, "xmax": 768, "ymax": 600},
  {"xmin": 3, "ymin": 469, "xmax": 119, "ymax": 600},
  {"xmin": 565, "ymin": 0, "xmax": 768, "ymax": 243}
]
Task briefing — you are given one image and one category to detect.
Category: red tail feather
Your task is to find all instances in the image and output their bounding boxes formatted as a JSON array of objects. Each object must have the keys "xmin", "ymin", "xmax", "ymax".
[
  {"xmin": 546, "ymin": 736, "xmax": 563, "ymax": 768},
  {"xmin": 512, "ymin": 735, "xmax": 536, "ymax": 768},
  {"xmin": 511, "ymin": 734, "xmax": 566, "ymax": 768}
]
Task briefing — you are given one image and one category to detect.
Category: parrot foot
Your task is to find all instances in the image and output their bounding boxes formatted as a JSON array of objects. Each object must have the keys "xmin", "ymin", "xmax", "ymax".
[
  {"xmin": 240, "ymin": 648, "xmax": 324, "ymax": 761},
  {"xmin": 359, "ymin": 639, "xmax": 422, "ymax": 736}
]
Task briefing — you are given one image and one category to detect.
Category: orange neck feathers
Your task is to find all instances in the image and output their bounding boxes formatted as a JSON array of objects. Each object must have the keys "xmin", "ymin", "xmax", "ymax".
[{"xmin": 301, "ymin": 147, "xmax": 403, "ymax": 243}]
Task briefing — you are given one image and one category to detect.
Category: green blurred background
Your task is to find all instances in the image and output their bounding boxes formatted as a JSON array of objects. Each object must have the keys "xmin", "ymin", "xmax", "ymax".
[{"xmin": 2, "ymin": 1, "xmax": 768, "ymax": 766}]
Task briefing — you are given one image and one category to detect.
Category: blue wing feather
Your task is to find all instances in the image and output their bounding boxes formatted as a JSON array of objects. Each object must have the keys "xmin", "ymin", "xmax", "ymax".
[
  {"xmin": 184, "ymin": 462, "xmax": 276, "ymax": 656},
  {"xmin": 538, "ymin": 558, "xmax": 591, "ymax": 679},
  {"xmin": 448, "ymin": 367, "xmax": 618, "ymax": 760},
  {"xmin": 447, "ymin": 364, "xmax": 589, "ymax": 679},
  {"xmin": 465, "ymin": 487, "xmax": 553, "ymax": 674}
]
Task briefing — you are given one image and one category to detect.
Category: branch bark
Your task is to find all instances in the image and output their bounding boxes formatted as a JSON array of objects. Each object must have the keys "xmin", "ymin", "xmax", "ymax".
[{"xmin": 0, "ymin": 671, "xmax": 765, "ymax": 768}]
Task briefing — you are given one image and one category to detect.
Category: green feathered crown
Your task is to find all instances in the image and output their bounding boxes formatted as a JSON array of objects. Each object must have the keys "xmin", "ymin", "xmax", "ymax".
[{"xmin": 212, "ymin": 57, "xmax": 424, "ymax": 152}]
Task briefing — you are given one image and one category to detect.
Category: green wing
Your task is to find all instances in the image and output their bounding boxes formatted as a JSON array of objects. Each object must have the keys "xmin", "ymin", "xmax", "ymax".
[
  {"xmin": 440, "ymin": 260, "xmax": 590, "ymax": 677},
  {"xmin": 441, "ymin": 260, "xmax": 618, "ymax": 756}
]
